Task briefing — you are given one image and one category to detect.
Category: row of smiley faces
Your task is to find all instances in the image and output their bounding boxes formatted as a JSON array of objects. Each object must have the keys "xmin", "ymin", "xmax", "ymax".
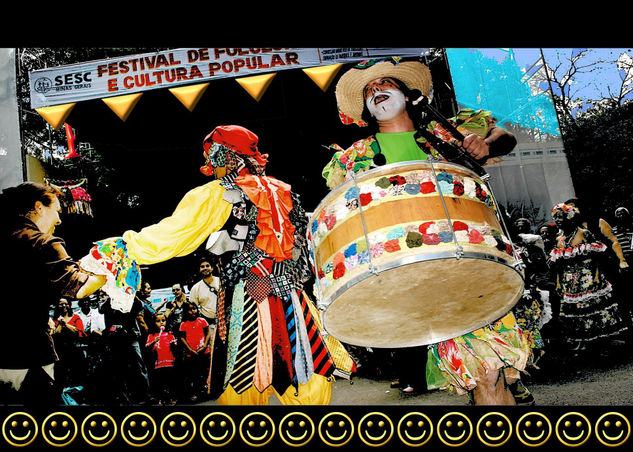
[{"xmin": 2, "ymin": 410, "xmax": 630, "ymax": 448}]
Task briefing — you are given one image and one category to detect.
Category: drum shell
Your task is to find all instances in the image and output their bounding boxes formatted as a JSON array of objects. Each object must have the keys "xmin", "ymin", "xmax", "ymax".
[{"xmin": 309, "ymin": 161, "xmax": 524, "ymax": 348}]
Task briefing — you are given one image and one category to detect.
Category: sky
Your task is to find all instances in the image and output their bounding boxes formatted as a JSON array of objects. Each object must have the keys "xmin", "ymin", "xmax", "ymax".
[{"xmin": 446, "ymin": 48, "xmax": 633, "ymax": 136}]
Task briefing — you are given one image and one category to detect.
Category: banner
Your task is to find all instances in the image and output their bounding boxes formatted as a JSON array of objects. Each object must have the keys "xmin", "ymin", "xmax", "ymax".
[{"xmin": 29, "ymin": 48, "xmax": 429, "ymax": 109}]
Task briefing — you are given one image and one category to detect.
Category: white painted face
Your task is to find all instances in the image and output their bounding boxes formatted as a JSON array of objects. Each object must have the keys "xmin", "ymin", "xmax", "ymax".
[{"xmin": 364, "ymin": 78, "xmax": 407, "ymax": 121}]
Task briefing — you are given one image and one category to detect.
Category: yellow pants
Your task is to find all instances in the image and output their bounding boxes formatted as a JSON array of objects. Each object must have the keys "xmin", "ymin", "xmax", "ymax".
[{"xmin": 217, "ymin": 374, "xmax": 333, "ymax": 405}]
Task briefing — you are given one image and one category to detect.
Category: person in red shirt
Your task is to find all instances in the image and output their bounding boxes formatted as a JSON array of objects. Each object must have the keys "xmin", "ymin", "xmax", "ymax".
[
  {"xmin": 179, "ymin": 302, "xmax": 210, "ymax": 402},
  {"xmin": 145, "ymin": 312, "xmax": 177, "ymax": 406}
]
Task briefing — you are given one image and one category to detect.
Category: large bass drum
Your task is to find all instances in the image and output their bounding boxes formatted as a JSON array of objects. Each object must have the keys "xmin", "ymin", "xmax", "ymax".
[{"xmin": 308, "ymin": 160, "xmax": 524, "ymax": 348}]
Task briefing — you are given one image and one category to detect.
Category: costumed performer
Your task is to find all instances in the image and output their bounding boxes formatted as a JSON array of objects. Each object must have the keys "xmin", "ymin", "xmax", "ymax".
[
  {"xmin": 84, "ymin": 125, "xmax": 355, "ymax": 405},
  {"xmin": 320, "ymin": 57, "xmax": 530, "ymax": 405},
  {"xmin": 549, "ymin": 203, "xmax": 629, "ymax": 355}
]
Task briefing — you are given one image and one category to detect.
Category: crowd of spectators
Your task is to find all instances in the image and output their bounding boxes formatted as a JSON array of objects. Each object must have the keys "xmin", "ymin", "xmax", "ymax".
[{"xmin": 47, "ymin": 276, "xmax": 214, "ymax": 406}]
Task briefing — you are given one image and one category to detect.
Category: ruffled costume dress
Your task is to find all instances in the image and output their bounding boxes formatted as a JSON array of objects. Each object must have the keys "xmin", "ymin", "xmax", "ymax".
[
  {"xmin": 81, "ymin": 173, "xmax": 355, "ymax": 405},
  {"xmin": 549, "ymin": 227, "xmax": 628, "ymax": 351},
  {"xmin": 321, "ymin": 109, "xmax": 530, "ymax": 396}
]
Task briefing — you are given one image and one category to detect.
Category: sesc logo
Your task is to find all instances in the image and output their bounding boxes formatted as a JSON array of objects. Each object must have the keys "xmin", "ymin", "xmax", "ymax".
[
  {"xmin": 34, "ymin": 77, "xmax": 53, "ymax": 93},
  {"xmin": 54, "ymin": 72, "xmax": 92, "ymax": 86}
]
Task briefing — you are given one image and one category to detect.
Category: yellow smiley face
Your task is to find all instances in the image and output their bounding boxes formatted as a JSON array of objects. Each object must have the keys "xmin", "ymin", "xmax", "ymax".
[
  {"xmin": 595, "ymin": 412, "xmax": 631, "ymax": 447},
  {"xmin": 476, "ymin": 412, "xmax": 512, "ymax": 447},
  {"xmin": 555, "ymin": 412, "xmax": 591, "ymax": 447},
  {"xmin": 200, "ymin": 412, "xmax": 236, "ymax": 447},
  {"xmin": 318, "ymin": 412, "xmax": 354, "ymax": 447},
  {"xmin": 358, "ymin": 412, "xmax": 393, "ymax": 447},
  {"xmin": 42, "ymin": 412, "xmax": 78, "ymax": 447},
  {"xmin": 160, "ymin": 412, "xmax": 197, "ymax": 447},
  {"xmin": 279, "ymin": 412, "xmax": 315, "ymax": 447},
  {"xmin": 2, "ymin": 412, "xmax": 38, "ymax": 447},
  {"xmin": 120, "ymin": 412, "xmax": 156, "ymax": 447},
  {"xmin": 397, "ymin": 412, "xmax": 433, "ymax": 447},
  {"xmin": 239, "ymin": 412, "xmax": 275, "ymax": 447},
  {"xmin": 515, "ymin": 411, "xmax": 552, "ymax": 447},
  {"xmin": 81, "ymin": 412, "xmax": 117, "ymax": 447},
  {"xmin": 437, "ymin": 412, "xmax": 473, "ymax": 447}
]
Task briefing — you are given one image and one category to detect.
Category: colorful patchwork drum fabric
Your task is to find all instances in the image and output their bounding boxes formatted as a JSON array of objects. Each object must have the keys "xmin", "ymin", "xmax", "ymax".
[{"xmin": 311, "ymin": 162, "xmax": 511, "ymax": 291}]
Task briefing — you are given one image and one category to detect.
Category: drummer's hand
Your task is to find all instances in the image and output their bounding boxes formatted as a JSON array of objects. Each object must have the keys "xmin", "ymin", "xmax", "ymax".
[{"xmin": 459, "ymin": 134, "xmax": 490, "ymax": 160}]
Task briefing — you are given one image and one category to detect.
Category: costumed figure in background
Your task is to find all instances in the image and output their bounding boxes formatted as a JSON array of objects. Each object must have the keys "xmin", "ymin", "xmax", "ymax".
[
  {"xmin": 511, "ymin": 218, "xmax": 553, "ymax": 364},
  {"xmin": 83, "ymin": 125, "xmax": 354, "ymax": 405},
  {"xmin": 507, "ymin": 218, "xmax": 555, "ymax": 405},
  {"xmin": 564, "ymin": 197, "xmax": 629, "ymax": 280},
  {"xmin": 611, "ymin": 207, "xmax": 633, "ymax": 337},
  {"xmin": 612, "ymin": 207, "xmax": 633, "ymax": 266},
  {"xmin": 549, "ymin": 203, "xmax": 629, "ymax": 355},
  {"xmin": 320, "ymin": 58, "xmax": 530, "ymax": 405}
]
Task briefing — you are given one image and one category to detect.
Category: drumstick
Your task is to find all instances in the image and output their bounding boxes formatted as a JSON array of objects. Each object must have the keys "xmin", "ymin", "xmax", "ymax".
[
  {"xmin": 412, "ymin": 95, "xmax": 487, "ymax": 177},
  {"xmin": 413, "ymin": 95, "xmax": 466, "ymax": 141}
]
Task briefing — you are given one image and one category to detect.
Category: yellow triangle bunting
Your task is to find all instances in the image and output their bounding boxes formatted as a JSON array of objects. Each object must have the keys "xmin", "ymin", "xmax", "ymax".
[
  {"xmin": 236, "ymin": 73, "xmax": 276, "ymax": 102},
  {"xmin": 102, "ymin": 93, "xmax": 143, "ymax": 121},
  {"xmin": 169, "ymin": 83, "xmax": 210, "ymax": 112},
  {"xmin": 303, "ymin": 63, "xmax": 343, "ymax": 92},
  {"xmin": 35, "ymin": 103, "xmax": 76, "ymax": 130}
]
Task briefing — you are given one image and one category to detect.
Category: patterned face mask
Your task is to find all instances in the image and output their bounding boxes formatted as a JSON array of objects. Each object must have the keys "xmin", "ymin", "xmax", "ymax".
[
  {"xmin": 204, "ymin": 142, "xmax": 228, "ymax": 169},
  {"xmin": 201, "ymin": 126, "xmax": 268, "ymax": 177},
  {"xmin": 201, "ymin": 143, "xmax": 249, "ymax": 177}
]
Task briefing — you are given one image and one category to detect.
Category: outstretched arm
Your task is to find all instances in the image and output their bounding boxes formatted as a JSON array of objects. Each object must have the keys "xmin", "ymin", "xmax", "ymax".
[{"xmin": 122, "ymin": 180, "xmax": 233, "ymax": 265}]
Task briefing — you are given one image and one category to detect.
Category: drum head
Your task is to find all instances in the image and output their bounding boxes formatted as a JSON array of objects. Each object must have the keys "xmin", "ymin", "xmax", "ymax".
[{"xmin": 321, "ymin": 256, "xmax": 524, "ymax": 348}]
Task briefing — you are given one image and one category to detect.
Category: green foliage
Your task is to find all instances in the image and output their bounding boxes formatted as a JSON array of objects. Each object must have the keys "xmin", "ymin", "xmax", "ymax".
[
  {"xmin": 17, "ymin": 48, "xmax": 165, "ymax": 158},
  {"xmin": 559, "ymin": 101, "xmax": 633, "ymax": 222},
  {"xmin": 16, "ymin": 48, "xmax": 166, "ymax": 209}
]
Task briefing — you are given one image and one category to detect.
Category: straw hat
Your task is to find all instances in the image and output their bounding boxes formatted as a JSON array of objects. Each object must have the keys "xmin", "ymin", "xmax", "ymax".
[{"xmin": 335, "ymin": 59, "xmax": 433, "ymax": 124}]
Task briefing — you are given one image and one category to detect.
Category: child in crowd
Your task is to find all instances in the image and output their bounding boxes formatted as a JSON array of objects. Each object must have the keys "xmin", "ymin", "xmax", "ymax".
[
  {"xmin": 179, "ymin": 302, "xmax": 211, "ymax": 403},
  {"xmin": 145, "ymin": 312, "xmax": 177, "ymax": 406}
]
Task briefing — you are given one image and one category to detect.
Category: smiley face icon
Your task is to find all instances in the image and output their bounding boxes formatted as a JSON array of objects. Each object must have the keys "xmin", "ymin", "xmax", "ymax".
[
  {"xmin": 160, "ymin": 412, "xmax": 196, "ymax": 447},
  {"xmin": 121, "ymin": 412, "xmax": 156, "ymax": 447},
  {"xmin": 437, "ymin": 412, "xmax": 473, "ymax": 447},
  {"xmin": 358, "ymin": 412, "xmax": 393, "ymax": 447},
  {"xmin": 555, "ymin": 412, "xmax": 591, "ymax": 447},
  {"xmin": 42, "ymin": 412, "xmax": 78, "ymax": 447},
  {"xmin": 278, "ymin": 412, "xmax": 315, "ymax": 447},
  {"xmin": 200, "ymin": 412, "xmax": 236, "ymax": 447},
  {"xmin": 397, "ymin": 412, "xmax": 433, "ymax": 447},
  {"xmin": 81, "ymin": 412, "xmax": 117, "ymax": 447},
  {"xmin": 595, "ymin": 412, "xmax": 630, "ymax": 447},
  {"xmin": 515, "ymin": 412, "xmax": 552, "ymax": 447},
  {"xmin": 476, "ymin": 412, "xmax": 512, "ymax": 447},
  {"xmin": 2, "ymin": 412, "xmax": 38, "ymax": 447},
  {"xmin": 318, "ymin": 412, "xmax": 355, "ymax": 447},
  {"xmin": 239, "ymin": 412, "xmax": 275, "ymax": 447}
]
